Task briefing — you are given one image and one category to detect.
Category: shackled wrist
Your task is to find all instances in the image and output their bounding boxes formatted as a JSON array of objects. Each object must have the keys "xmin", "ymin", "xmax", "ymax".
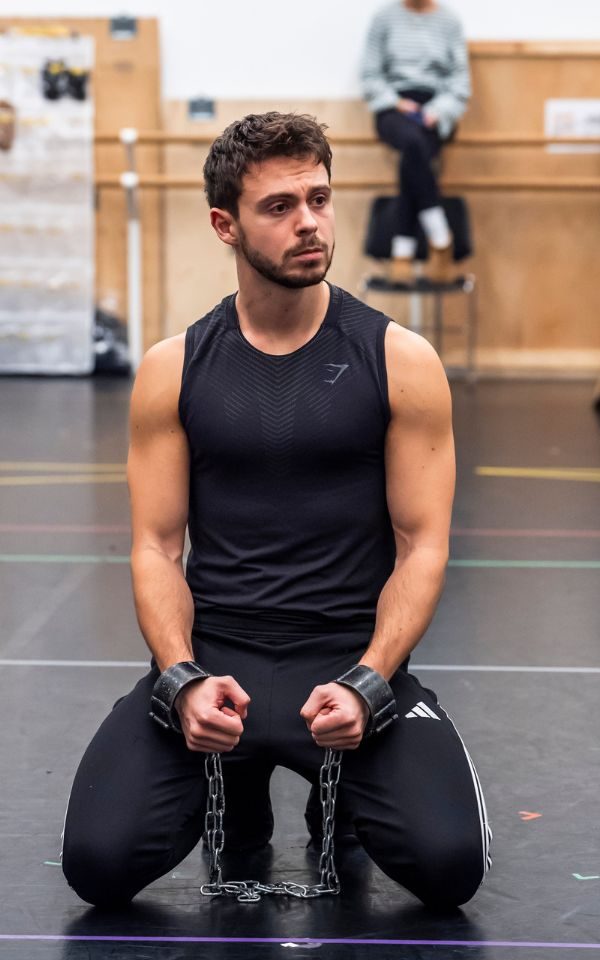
[
  {"xmin": 335, "ymin": 664, "xmax": 398, "ymax": 737},
  {"xmin": 149, "ymin": 661, "xmax": 212, "ymax": 733}
]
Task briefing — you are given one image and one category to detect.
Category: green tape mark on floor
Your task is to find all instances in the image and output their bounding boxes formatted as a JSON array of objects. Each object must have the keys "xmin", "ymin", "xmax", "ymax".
[
  {"xmin": 449, "ymin": 559, "xmax": 600, "ymax": 569},
  {"xmin": 0, "ymin": 555, "xmax": 130, "ymax": 563},
  {"xmin": 0, "ymin": 556, "xmax": 598, "ymax": 569}
]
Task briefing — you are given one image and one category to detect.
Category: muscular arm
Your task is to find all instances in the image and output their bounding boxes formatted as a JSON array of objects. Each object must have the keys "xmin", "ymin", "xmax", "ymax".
[
  {"xmin": 127, "ymin": 336, "xmax": 249, "ymax": 751},
  {"xmin": 359, "ymin": 323, "xmax": 455, "ymax": 679},
  {"xmin": 301, "ymin": 325, "xmax": 454, "ymax": 748},
  {"xmin": 127, "ymin": 335, "xmax": 193, "ymax": 672}
]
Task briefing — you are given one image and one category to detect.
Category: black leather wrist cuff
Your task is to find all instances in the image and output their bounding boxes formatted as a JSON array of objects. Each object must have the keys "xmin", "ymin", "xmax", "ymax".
[
  {"xmin": 335, "ymin": 664, "xmax": 398, "ymax": 736},
  {"xmin": 149, "ymin": 661, "xmax": 212, "ymax": 733}
]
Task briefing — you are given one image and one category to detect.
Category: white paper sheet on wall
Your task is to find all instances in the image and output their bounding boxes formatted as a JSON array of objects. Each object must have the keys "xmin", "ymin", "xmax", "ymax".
[
  {"xmin": 545, "ymin": 98, "xmax": 600, "ymax": 154},
  {"xmin": 0, "ymin": 32, "xmax": 95, "ymax": 374}
]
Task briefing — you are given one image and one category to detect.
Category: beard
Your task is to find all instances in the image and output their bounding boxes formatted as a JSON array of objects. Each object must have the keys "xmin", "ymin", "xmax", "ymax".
[{"xmin": 237, "ymin": 227, "xmax": 334, "ymax": 289}]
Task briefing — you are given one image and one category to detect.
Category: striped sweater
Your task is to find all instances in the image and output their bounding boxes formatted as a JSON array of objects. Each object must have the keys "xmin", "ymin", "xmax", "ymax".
[{"xmin": 360, "ymin": 2, "xmax": 471, "ymax": 138}]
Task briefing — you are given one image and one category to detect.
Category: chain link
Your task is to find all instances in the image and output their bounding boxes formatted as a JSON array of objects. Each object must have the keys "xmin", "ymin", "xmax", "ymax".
[{"xmin": 201, "ymin": 748, "xmax": 343, "ymax": 903}]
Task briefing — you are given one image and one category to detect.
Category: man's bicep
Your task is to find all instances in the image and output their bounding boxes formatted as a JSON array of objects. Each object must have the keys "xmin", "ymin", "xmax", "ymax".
[
  {"xmin": 128, "ymin": 428, "xmax": 190, "ymax": 556},
  {"xmin": 385, "ymin": 417, "xmax": 454, "ymax": 550},
  {"xmin": 384, "ymin": 330, "xmax": 455, "ymax": 551}
]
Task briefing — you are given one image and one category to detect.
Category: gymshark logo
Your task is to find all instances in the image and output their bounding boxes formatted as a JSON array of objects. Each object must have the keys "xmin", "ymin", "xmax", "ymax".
[
  {"xmin": 405, "ymin": 701, "xmax": 440, "ymax": 720},
  {"xmin": 324, "ymin": 363, "xmax": 349, "ymax": 385}
]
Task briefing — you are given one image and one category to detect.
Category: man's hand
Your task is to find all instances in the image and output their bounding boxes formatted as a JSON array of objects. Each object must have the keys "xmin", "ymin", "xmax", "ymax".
[
  {"xmin": 175, "ymin": 675, "xmax": 250, "ymax": 753},
  {"xmin": 397, "ymin": 97, "xmax": 420, "ymax": 114},
  {"xmin": 300, "ymin": 683, "xmax": 369, "ymax": 750}
]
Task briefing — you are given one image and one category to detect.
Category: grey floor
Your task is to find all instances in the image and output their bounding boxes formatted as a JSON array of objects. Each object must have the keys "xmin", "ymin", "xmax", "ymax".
[{"xmin": 0, "ymin": 376, "xmax": 599, "ymax": 960}]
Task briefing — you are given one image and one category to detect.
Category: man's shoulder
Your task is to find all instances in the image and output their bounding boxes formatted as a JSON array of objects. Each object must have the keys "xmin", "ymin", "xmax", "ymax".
[
  {"xmin": 130, "ymin": 334, "xmax": 187, "ymax": 427},
  {"xmin": 385, "ymin": 320, "xmax": 442, "ymax": 368},
  {"xmin": 143, "ymin": 332, "xmax": 186, "ymax": 367},
  {"xmin": 384, "ymin": 323, "xmax": 450, "ymax": 419},
  {"xmin": 134, "ymin": 334, "xmax": 186, "ymax": 405}
]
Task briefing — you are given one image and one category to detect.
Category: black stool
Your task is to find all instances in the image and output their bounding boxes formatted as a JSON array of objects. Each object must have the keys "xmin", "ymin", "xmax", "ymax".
[{"xmin": 361, "ymin": 195, "xmax": 478, "ymax": 379}]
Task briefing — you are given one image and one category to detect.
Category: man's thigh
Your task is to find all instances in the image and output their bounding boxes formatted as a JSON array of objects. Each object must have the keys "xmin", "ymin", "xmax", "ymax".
[
  {"xmin": 342, "ymin": 670, "xmax": 492, "ymax": 906},
  {"xmin": 63, "ymin": 671, "xmax": 207, "ymax": 872},
  {"xmin": 63, "ymin": 667, "xmax": 276, "ymax": 898}
]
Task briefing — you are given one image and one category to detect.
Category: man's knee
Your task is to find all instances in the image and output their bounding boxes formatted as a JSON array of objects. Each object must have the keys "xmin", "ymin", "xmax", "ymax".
[
  {"xmin": 409, "ymin": 834, "xmax": 486, "ymax": 908},
  {"xmin": 364, "ymin": 828, "xmax": 486, "ymax": 908},
  {"xmin": 62, "ymin": 828, "xmax": 144, "ymax": 907}
]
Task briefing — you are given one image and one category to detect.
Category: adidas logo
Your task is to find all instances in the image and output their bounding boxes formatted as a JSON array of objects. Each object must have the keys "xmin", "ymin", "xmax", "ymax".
[{"xmin": 405, "ymin": 701, "xmax": 440, "ymax": 720}]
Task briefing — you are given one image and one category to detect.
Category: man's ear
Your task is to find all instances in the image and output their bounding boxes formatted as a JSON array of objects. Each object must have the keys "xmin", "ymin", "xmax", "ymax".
[{"xmin": 210, "ymin": 207, "xmax": 239, "ymax": 247}]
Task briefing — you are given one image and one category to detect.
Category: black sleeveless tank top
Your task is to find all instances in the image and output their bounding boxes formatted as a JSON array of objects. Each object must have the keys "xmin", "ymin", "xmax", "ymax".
[{"xmin": 178, "ymin": 284, "xmax": 396, "ymax": 631}]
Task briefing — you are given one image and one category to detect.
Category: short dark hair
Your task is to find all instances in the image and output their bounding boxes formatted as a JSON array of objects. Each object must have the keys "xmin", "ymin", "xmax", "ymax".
[{"xmin": 203, "ymin": 111, "xmax": 332, "ymax": 215}]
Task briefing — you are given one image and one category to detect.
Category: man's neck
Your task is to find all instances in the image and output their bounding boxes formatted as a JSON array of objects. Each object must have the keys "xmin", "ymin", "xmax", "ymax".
[{"xmin": 235, "ymin": 271, "xmax": 330, "ymax": 356}]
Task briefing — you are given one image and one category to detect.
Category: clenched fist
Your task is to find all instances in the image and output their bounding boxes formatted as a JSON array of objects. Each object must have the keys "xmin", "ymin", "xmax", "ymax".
[
  {"xmin": 300, "ymin": 682, "xmax": 369, "ymax": 750},
  {"xmin": 175, "ymin": 674, "xmax": 250, "ymax": 753}
]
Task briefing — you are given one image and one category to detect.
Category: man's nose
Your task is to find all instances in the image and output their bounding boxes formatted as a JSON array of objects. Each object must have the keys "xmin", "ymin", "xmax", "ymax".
[{"xmin": 295, "ymin": 203, "xmax": 319, "ymax": 234}]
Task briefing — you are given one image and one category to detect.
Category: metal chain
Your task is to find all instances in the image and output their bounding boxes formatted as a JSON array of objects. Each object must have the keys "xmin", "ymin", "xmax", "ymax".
[{"xmin": 200, "ymin": 748, "xmax": 343, "ymax": 903}]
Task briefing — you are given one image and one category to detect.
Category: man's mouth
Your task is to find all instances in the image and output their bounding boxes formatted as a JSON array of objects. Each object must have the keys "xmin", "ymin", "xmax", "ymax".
[{"xmin": 292, "ymin": 247, "xmax": 324, "ymax": 260}]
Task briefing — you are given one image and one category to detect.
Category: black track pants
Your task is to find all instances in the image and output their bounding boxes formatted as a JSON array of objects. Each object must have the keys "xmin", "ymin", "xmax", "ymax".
[{"xmin": 62, "ymin": 627, "xmax": 491, "ymax": 908}]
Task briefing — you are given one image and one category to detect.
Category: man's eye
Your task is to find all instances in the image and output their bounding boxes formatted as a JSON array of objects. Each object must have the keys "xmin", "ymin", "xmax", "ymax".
[
  {"xmin": 270, "ymin": 203, "xmax": 288, "ymax": 214},
  {"xmin": 312, "ymin": 195, "xmax": 328, "ymax": 206}
]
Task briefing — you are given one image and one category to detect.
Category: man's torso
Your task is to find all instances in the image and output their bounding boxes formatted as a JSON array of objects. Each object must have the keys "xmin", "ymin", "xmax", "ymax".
[{"xmin": 178, "ymin": 284, "xmax": 396, "ymax": 630}]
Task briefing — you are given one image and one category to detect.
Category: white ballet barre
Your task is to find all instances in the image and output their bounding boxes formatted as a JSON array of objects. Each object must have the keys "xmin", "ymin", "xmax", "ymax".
[{"xmin": 119, "ymin": 127, "xmax": 143, "ymax": 372}]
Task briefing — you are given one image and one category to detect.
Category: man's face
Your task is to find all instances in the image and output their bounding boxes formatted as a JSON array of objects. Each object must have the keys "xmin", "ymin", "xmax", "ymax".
[{"xmin": 234, "ymin": 156, "xmax": 335, "ymax": 289}]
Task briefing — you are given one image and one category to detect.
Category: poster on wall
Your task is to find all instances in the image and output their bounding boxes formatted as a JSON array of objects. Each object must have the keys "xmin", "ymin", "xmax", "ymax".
[
  {"xmin": 545, "ymin": 99, "xmax": 600, "ymax": 154},
  {"xmin": 0, "ymin": 30, "xmax": 95, "ymax": 374}
]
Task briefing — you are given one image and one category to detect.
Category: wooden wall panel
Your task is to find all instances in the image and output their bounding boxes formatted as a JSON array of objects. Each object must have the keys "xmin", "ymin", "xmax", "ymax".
[
  {"xmin": 0, "ymin": 18, "xmax": 163, "ymax": 349},
  {"xmin": 161, "ymin": 44, "xmax": 600, "ymax": 373},
  {"xmin": 451, "ymin": 43, "xmax": 600, "ymax": 368}
]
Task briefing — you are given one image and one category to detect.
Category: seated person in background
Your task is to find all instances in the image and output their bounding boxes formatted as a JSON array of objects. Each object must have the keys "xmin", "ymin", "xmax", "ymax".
[{"xmin": 361, "ymin": 0, "xmax": 470, "ymax": 282}]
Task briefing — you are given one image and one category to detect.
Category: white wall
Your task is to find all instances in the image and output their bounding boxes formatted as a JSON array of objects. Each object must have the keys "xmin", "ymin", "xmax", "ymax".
[{"xmin": 6, "ymin": 0, "xmax": 600, "ymax": 100}]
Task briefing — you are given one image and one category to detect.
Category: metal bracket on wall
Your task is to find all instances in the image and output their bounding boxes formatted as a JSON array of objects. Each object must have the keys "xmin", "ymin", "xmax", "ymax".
[
  {"xmin": 188, "ymin": 97, "xmax": 215, "ymax": 121},
  {"xmin": 110, "ymin": 17, "xmax": 137, "ymax": 40}
]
